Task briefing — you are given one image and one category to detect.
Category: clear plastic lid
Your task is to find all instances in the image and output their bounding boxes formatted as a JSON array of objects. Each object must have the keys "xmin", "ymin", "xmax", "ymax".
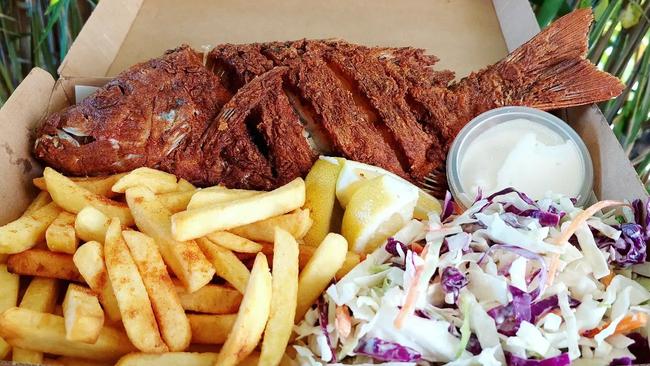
[{"xmin": 446, "ymin": 106, "xmax": 594, "ymax": 208}]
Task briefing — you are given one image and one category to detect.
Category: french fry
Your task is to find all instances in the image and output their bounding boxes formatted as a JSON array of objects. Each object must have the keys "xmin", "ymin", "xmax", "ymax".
[
  {"xmin": 24, "ymin": 191, "xmax": 53, "ymax": 216},
  {"xmin": 258, "ymin": 242, "xmax": 361, "ymax": 279},
  {"xmin": 74, "ymin": 206, "xmax": 110, "ymax": 243},
  {"xmin": 0, "ymin": 307, "xmax": 135, "ymax": 360},
  {"xmin": 157, "ymin": 190, "xmax": 195, "ymax": 213},
  {"xmin": 44, "ymin": 168, "xmax": 134, "ymax": 226},
  {"xmin": 216, "ymin": 253, "xmax": 272, "ymax": 366},
  {"xmin": 13, "ymin": 277, "xmax": 60, "ymax": 364},
  {"xmin": 259, "ymin": 228, "xmax": 299, "ymax": 366},
  {"xmin": 0, "ymin": 264, "xmax": 19, "ymax": 312},
  {"xmin": 175, "ymin": 281, "xmax": 242, "ymax": 314},
  {"xmin": 62, "ymin": 284, "xmax": 105, "ymax": 344},
  {"xmin": 186, "ymin": 187, "xmax": 261, "ymax": 210},
  {"xmin": 104, "ymin": 218, "xmax": 168, "ymax": 353},
  {"xmin": 125, "ymin": 186, "xmax": 214, "ymax": 292},
  {"xmin": 295, "ymin": 233, "xmax": 348, "ymax": 321},
  {"xmin": 112, "ymin": 167, "xmax": 179, "ymax": 194},
  {"xmin": 229, "ymin": 209, "xmax": 312, "ymax": 243},
  {"xmin": 0, "ymin": 264, "xmax": 19, "ymax": 359},
  {"xmin": 7, "ymin": 249, "xmax": 83, "ymax": 282},
  {"xmin": 116, "ymin": 352, "xmax": 218, "ymax": 366},
  {"xmin": 56, "ymin": 357, "xmax": 113, "ymax": 366},
  {"xmin": 196, "ymin": 238, "xmax": 250, "ymax": 293},
  {"xmin": 176, "ymin": 179, "xmax": 196, "ymax": 192},
  {"xmin": 46, "ymin": 211, "xmax": 79, "ymax": 254},
  {"xmin": 172, "ymin": 178, "xmax": 305, "ymax": 241},
  {"xmin": 19, "ymin": 277, "xmax": 60, "ymax": 312},
  {"xmin": 115, "ymin": 352, "xmax": 261, "ymax": 366},
  {"xmin": 188, "ymin": 314, "xmax": 236, "ymax": 344},
  {"xmin": 0, "ymin": 202, "xmax": 61, "ymax": 254},
  {"xmin": 0, "ymin": 337, "xmax": 10, "ymax": 360},
  {"xmin": 205, "ymin": 231, "xmax": 262, "ymax": 253},
  {"xmin": 123, "ymin": 230, "xmax": 191, "ymax": 351},
  {"xmin": 34, "ymin": 174, "xmax": 125, "ymax": 198},
  {"xmin": 73, "ymin": 241, "xmax": 121, "ymax": 322}
]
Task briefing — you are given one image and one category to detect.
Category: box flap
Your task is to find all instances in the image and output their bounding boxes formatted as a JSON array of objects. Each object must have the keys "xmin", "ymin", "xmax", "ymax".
[
  {"xmin": 0, "ymin": 68, "xmax": 55, "ymax": 224},
  {"xmin": 104, "ymin": 0, "xmax": 507, "ymax": 79},
  {"xmin": 567, "ymin": 105, "xmax": 647, "ymax": 201},
  {"xmin": 58, "ymin": 0, "xmax": 143, "ymax": 77}
]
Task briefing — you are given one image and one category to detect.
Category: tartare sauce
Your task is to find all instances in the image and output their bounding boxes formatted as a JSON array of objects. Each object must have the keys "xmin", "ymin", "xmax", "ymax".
[{"xmin": 458, "ymin": 118, "xmax": 585, "ymax": 200}]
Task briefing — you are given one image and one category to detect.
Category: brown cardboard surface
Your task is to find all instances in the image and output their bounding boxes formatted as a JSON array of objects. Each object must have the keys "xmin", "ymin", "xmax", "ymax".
[
  {"xmin": 104, "ymin": 0, "xmax": 507, "ymax": 79},
  {"xmin": 567, "ymin": 105, "xmax": 647, "ymax": 201},
  {"xmin": 58, "ymin": 0, "xmax": 143, "ymax": 77},
  {"xmin": 0, "ymin": 68, "xmax": 55, "ymax": 224}
]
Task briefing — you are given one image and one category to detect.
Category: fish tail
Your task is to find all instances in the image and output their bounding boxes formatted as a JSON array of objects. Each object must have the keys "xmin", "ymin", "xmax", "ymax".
[{"xmin": 451, "ymin": 8, "xmax": 623, "ymax": 115}]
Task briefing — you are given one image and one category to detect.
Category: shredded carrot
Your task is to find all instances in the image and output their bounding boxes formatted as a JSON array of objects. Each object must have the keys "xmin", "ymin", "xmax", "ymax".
[
  {"xmin": 410, "ymin": 242, "xmax": 424, "ymax": 255},
  {"xmin": 546, "ymin": 200, "xmax": 624, "ymax": 286},
  {"xmin": 582, "ymin": 312, "xmax": 648, "ymax": 338},
  {"xmin": 335, "ymin": 305, "xmax": 352, "ymax": 340},
  {"xmin": 394, "ymin": 246, "xmax": 429, "ymax": 329},
  {"xmin": 601, "ymin": 270, "xmax": 616, "ymax": 287},
  {"xmin": 394, "ymin": 265, "xmax": 423, "ymax": 329}
]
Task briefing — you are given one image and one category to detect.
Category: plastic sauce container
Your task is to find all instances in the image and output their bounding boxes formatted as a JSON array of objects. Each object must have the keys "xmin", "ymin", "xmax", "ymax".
[{"xmin": 447, "ymin": 106, "xmax": 593, "ymax": 208}]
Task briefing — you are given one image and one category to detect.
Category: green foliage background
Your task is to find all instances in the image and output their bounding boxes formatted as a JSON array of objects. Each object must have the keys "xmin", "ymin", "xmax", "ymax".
[{"xmin": 0, "ymin": 0, "xmax": 648, "ymax": 188}]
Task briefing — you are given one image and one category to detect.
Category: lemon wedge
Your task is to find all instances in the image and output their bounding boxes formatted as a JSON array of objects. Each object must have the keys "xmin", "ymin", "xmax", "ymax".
[
  {"xmin": 303, "ymin": 157, "xmax": 345, "ymax": 246},
  {"xmin": 335, "ymin": 159, "xmax": 441, "ymax": 219},
  {"xmin": 341, "ymin": 174, "xmax": 418, "ymax": 253}
]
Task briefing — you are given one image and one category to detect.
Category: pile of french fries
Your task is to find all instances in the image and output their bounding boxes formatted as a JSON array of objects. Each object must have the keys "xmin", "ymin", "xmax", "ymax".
[{"xmin": 0, "ymin": 167, "xmax": 362, "ymax": 366}]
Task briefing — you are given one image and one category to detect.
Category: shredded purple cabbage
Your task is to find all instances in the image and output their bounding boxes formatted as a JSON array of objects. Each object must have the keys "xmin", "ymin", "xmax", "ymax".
[
  {"xmin": 627, "ymin": 332, "xmax": 650, "ymax": 363},
  {"xmin": 595, "ymin": 198, "xmax": 648, "ymax": 267},
  {"xmin": 354, "ymin": 337, "xmax": 422, "ymax": 362},
  {"xmin": 486, "ymin": 187, "xmax": 538, "ymax": 207},
  {"xmin": 597, "ymin": 223, "xmax": 647, "ymax": 268},
  {"xmin": 317, "ymin": 298, "xmax": 336, "ymax": 362},
  {"xmin": 385, "ymin": 237, "xmax": 407, "ymax": 257},
  {"xmin": 530, "ymin": 295, "xmax": 580, "ymax": 323},
  {"xmin": 487, "ymin": 286, "xmax": 532, "ymax": 336},
  {"xmin": 610, "ymin": 357, "xmax": 633, "ymax": 366},
  {"xmin": 503, "ymin": 205, "xmax": 562, "ymax": 227},
  {"xmin": 506, "ymin": 352, "xmax": 571, "ymax": 366},
  {"xmin": 441, "ymin": 191, "xmax": 455, "ymax": 222},
  {"xmin": 466, "ymin": 334, "xmax": 482, "ymax": 356},
  {"xmin": 441, "ymin": 266, "xmax": 468, "ymax": 303}
]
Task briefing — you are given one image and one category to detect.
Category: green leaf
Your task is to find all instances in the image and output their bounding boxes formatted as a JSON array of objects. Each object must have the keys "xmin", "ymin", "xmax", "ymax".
[
  {"xmin": 620, "ymin": 3, "xmax": 642, "ymax": 29},
  {"xmin": 593, "ymin": 0, "xmax": 610, "ymax": 20},
  {"xmin": 578, "ymin": 0, "xmax": 592, "ymax": 9},
  {"xmin": 536, "ymin": 0, "xmax": 566, "ymax": 27}
]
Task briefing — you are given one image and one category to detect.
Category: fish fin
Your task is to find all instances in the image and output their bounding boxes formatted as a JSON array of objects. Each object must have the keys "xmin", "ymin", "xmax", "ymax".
[{"xmin": 497, "ymin": 8, "xmax": 624, "ymax": 109}]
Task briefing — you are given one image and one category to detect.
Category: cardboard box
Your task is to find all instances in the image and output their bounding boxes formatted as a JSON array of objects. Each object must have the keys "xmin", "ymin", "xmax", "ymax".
[
  {"xmin": 0, "ymin": 0, "xmax": 645, "ymax": 360},
  {"xmin": 1, "ymin": 0, "xmax": 644, "ymax": 227}
]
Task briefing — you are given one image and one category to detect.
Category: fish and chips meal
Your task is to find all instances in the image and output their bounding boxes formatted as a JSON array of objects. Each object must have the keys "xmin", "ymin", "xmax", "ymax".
[{"xmin": 1, "ymin": 8, "xmax": 648, "ymax": 366}]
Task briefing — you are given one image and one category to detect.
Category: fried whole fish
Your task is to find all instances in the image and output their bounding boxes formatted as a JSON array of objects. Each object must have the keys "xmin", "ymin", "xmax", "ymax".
[{"xmin": 34, "ymin": 9, "xmax": 623, "ymax": 191}]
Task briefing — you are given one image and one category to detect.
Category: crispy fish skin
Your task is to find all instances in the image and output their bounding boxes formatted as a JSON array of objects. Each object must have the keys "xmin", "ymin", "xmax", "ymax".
[
  {"xmin": 33, "ymin": 45, "xmax": 231, "ymax": 178},
  {"xmin": 209, "ymin": 43, "xmax": 275, "ymax": 90},
  {"xmin": 261, "ymin": 40, "xmax": 407, "ymax": 177},
  {"xmin": 325, "ymin": 41, "xmax": 438, "ymax": 178},
  {"xmin": 33, "ymin": 10, "xmax": 623, "ymax": 192},
  {"xmin": 257, "ymin": 84, "xmax": 317, "ymax": 186}
]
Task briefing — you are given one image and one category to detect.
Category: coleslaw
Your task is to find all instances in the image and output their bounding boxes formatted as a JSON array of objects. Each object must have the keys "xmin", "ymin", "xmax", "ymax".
[{"xmin": 291, "ymin": 189, "xmax": 650, "ymax": 365}]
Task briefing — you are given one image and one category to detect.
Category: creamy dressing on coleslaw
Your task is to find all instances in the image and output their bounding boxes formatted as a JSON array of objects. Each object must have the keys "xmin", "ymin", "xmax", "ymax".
[{"xmin": 459, "ymin": 118, "xmax": 584, "ymax": 200}]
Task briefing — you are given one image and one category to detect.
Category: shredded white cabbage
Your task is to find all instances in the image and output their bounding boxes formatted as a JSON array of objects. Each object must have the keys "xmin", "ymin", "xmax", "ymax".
[{"xmin": 291, "ymin": 191, "xmax": 650, "ymax": 365}]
